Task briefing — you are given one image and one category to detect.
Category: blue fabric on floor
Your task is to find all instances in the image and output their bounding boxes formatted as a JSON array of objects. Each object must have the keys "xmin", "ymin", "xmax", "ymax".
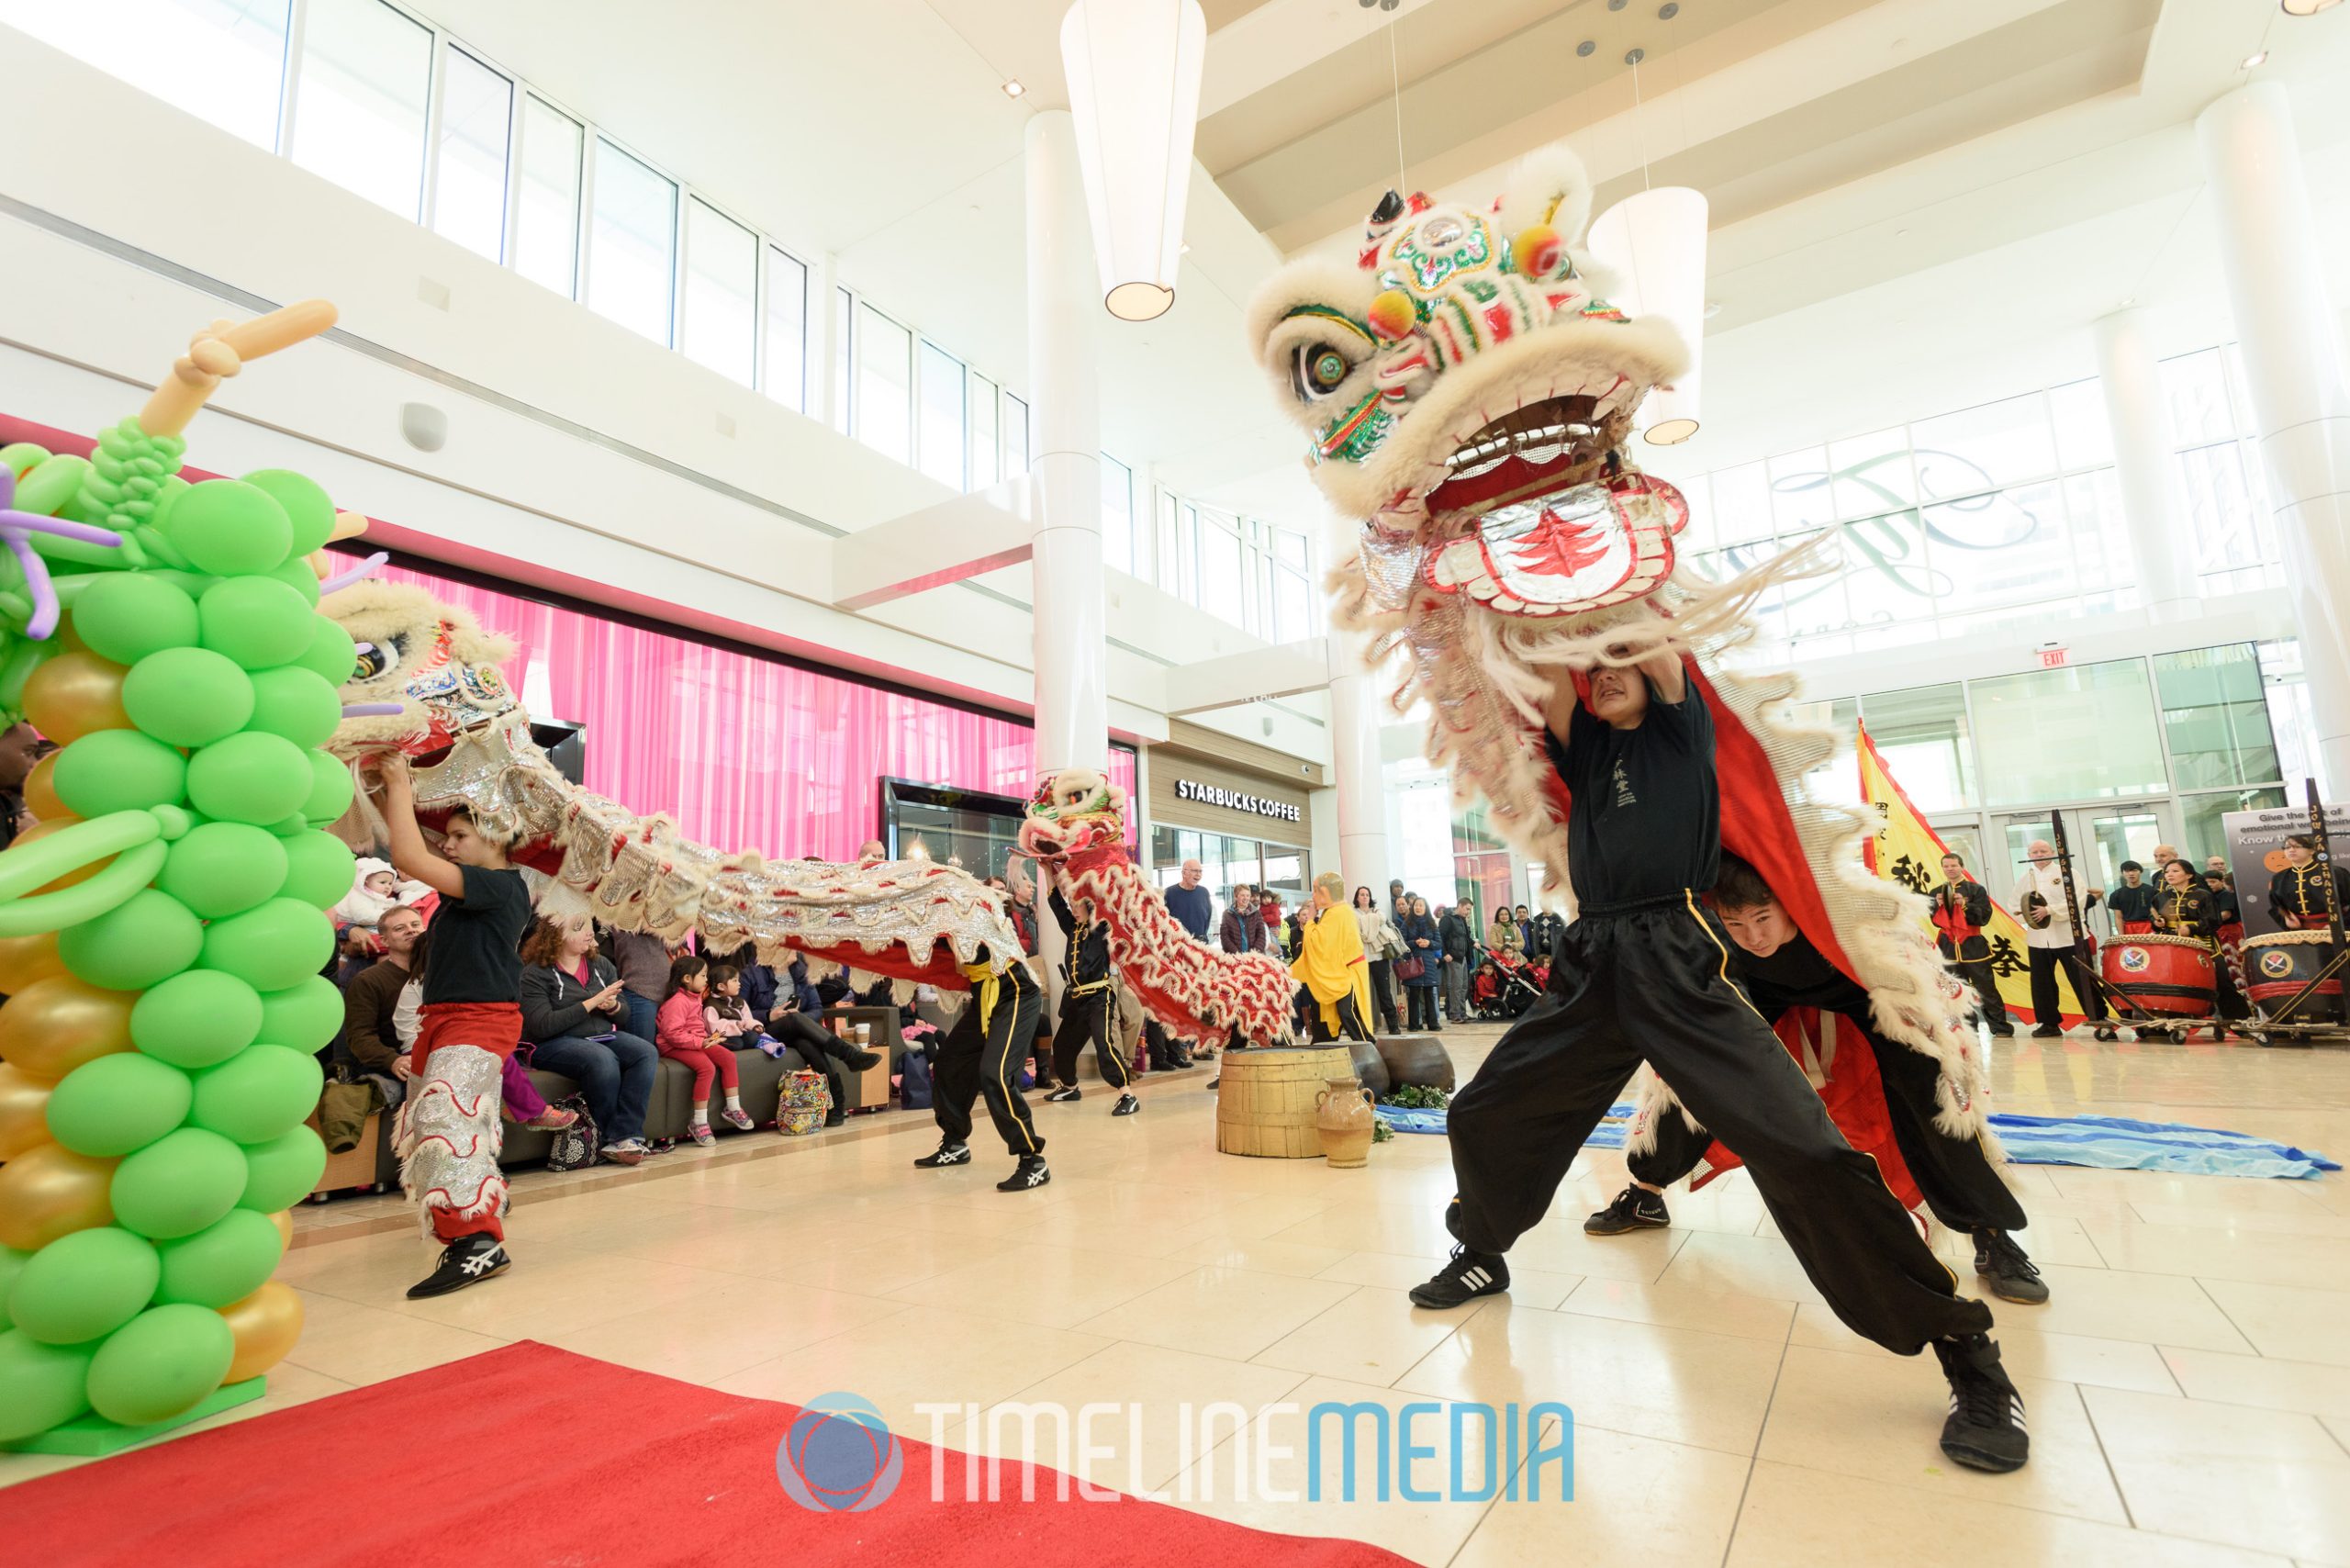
[
  {"xmin": 1986, "ymin": 1113, "xmax": 2340, "ymax": 1180},
  {"xmin": 1371, "ymin": 1103, "xmax": 2339, "ymax": 1180}
]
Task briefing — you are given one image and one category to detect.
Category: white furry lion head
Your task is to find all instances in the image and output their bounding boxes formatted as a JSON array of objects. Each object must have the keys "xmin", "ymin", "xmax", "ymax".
[
  {"xmin": 1247, "ymin": 141, "xmax": 1695, "ymax": 622},
  {"xmin": 321, "ymin": 578, "xmax": 521, "ymax": 762},
  {"xmin": 1017, "ymin": 767, "xmax": 1127, "ymax": 862}
]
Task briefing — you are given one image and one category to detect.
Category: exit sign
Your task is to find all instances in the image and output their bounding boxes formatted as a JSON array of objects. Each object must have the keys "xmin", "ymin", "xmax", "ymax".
[{"xmin": 2037, "ymin": 645, "xmax": 2069, "ymax": 669}]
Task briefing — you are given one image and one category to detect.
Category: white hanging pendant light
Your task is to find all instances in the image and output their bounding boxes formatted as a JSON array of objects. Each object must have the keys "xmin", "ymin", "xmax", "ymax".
[
  {"xmin": 1059, "ymin": 0, "xmax": 1208, "ymax": 321},
  {"xmin": 1586, "ymin": 186, "xmax": 1709, "ymax": 444}
]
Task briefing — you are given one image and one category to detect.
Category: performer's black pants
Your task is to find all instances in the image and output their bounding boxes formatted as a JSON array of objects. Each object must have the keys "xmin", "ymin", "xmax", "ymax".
[
  {"xmin": 1053, "ymin": 988, "xmax": 1131, "ymax": 1090},
  {"xmin": 1944, "ymin": 956, "xmax": 2010, "ymax": 1034},
  {"xmin": 1627, "ymin": 1014, "xmax": 2027, "ymax": 1237},
  {"xmin": 1448, "ymin": 896, "xmax": 1993, "ymax": 1355},
  {"xmin": 1296, "ymin": 983, "xmax": 1372, "ymax": 1044},
  {"xmin": 2028, "ymin": 945, "xmax": 2107, "ymax": 1025},
  {"xmin": 933, "ymin": 969, "xmax": 1046, "ymax": 1159}
]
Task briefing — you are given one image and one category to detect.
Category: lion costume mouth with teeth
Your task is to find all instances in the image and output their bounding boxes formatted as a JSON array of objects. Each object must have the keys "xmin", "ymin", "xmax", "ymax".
[{"xmin": 1248, "ymin": 143, "xmax": 1996, "ymax": 1161}]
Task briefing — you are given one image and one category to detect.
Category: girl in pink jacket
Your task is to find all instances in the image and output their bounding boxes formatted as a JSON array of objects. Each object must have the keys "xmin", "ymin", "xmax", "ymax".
[{"xmin": 655, "ymin": 955, "xmax": 752, "ymax": 1145}]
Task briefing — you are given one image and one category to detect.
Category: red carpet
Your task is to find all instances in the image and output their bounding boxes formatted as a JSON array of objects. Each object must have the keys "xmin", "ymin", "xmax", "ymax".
[{"xmin": 8, "ymin": 1342, "xmax": 1416, "ymax": 1568}]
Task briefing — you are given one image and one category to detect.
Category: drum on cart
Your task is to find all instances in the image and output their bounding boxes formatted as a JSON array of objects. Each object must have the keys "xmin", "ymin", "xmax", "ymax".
[
  {"xmin": 2100, "ymin": 933, "xmax": 2216, "ymax": 1020},
  {"xmin": 2242, "ymin": 930, "xmax": 2344, "ymax": 1025}
]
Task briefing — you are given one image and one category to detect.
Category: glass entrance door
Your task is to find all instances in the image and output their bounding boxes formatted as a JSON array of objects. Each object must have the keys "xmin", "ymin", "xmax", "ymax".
[{"xmin": 1993, "ymin": 806, "xmax": 2172, "ymax": 928}]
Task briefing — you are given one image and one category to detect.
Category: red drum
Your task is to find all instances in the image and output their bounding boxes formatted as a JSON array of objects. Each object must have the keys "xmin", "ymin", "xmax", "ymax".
[
  {"xmin": 2101, "ymin": 934, "xmax": 2215, "ymax": 1020},
  {"xmin": 2242, "ymin": 931, "xmax": 2344, "ymax": 1025}
]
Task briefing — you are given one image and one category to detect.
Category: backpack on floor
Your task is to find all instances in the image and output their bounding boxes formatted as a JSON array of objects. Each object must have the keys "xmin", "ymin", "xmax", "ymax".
[
  {"xmin": 543, "ymin": 1094, "xmax": 600, "ymax": 1172},
  {"xmin": 777, "ymin": 1070, "xmax": 834, "ymax": 1136},
  {"xmin": 899, "ymin": 1048, "xmax": 934, "ymax": 1110}
]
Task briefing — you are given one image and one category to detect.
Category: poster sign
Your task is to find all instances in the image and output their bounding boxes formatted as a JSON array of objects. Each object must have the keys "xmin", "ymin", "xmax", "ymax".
[{"xmin": 2221, "ymin": 801, "xmax": 2350, "ymax": 938}]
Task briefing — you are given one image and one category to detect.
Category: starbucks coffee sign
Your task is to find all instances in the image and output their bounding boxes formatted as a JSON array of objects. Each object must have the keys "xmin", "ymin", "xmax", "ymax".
[{"xmin": 1174, "ymin": 778, "xmax": 1303, "ymax": 824}]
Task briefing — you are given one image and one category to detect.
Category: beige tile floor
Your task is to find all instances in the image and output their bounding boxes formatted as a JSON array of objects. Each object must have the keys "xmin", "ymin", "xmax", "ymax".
[{"xmin": 9, "ymin": 1027, "xmax": 2350, "ymax": 1567}]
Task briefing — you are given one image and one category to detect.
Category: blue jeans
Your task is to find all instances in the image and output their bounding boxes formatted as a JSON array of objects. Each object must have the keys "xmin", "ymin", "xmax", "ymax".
[
  {"xmin": 621, "ymin": 990, "xmax": 659, "ymax": 1047},
  {"xmin": 530, "ymin": 1030, "xmax": 657, "ymax": 1146}
]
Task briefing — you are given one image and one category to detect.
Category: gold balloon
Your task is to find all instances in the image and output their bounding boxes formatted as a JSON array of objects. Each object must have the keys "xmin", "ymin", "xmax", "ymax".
[
  {"xmin": 0, "ymin": 1141, "xmax": 117, "ymax": 1250},
  {"xmin": 219, "ymin": 1281, "xmax": 305, "ymax": 1383},
  {"xmin": 0, "ymin": 1061, "xmax": 54, "ymax": 1160},
  {"xmin": 0, "ymin": 976, "xmax": 135, "ymax": 1080},
  {"xmin": 12, "ymin": 816, "xmax": 103, "ymax": 892},
  {"xmin": 20, "ymin": 752, "xmax": 63, "ymax": 823},
  {"xmin": 20, "ymin": 651, "xmax": 132, "ymax": 745},
  {"xmin": 266, "ymin": 1209, "xmax": 294, "ymax": 1247},
  {"xmin": 0, "ymin": 931, "xmax": 67, "ymax": 993}
]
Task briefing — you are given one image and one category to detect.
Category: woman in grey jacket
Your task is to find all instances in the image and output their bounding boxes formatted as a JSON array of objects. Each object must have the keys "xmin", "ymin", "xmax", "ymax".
[{"xmin": 520, "ymin": 915, "xmax": 661, "ymax": 1164}]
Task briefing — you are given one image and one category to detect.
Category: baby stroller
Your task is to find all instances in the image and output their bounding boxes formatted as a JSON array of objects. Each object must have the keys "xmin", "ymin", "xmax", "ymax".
[{"xmin": 1494, "ymin": 956, "xmax": 1543, "ymax": 1018}]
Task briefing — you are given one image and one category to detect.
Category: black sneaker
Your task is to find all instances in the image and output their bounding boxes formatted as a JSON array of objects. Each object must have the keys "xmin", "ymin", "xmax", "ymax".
[
  {"xmin": 823, "ymin": 1107, "xmax": 845, "ymax": 1129},
  {"xmin": 1973, "ymin": 1230, "xmax": 2050, "ymax": 1305},
  {"xmin": 1584, "ymin": 1184, "xmax": 1671, "ymax": 1235},
  {"xmin": 1408, "ymin": 1245, "xmax": 1509, "ymax": 1310},
  {"xmin": 1933, "ymin": 1333, "xmax": 2030, "ymax": 1473},
  {"xmin": 2030, "ymin": 1025, "xmax": 2062, "ymax": 1038},
  {"xmin": 997, "ymin": 1154, "xmax": 1051, "ymax": 1192},
  {"xmin": 845, "ymin": 1047, "xmax": 882, "ymax": 1071},
  {"xmin": 406, "ymin": 1235, "xmax": 509, "ymax": 1299},
  {"xmin": 913, "ymin": 1140, "xmax": 971, "ymax": 1168},
  {"xmin": 1045, "ymin": 1086, "xmax": 1081, "ymax": 1103},
  {"xmin": 1111, "ymin": 1092, "xmax": 1139, "ymax": 1116}
]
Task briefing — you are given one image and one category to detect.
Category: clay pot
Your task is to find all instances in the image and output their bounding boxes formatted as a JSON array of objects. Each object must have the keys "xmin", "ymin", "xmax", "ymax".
[{"xmin": 1315, "ymin": 1077, "xmax": 1376, "ymax": 1169}]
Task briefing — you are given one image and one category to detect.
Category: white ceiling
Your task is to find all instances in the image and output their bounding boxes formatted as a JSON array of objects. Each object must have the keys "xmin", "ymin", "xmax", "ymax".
[{"xmin": 407, "ymin": 0, "xmax": 2350, "ymax": 535}]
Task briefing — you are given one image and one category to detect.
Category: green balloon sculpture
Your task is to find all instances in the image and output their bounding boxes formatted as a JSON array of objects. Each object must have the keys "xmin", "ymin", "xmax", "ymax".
[{"xmin": 0, "ymin": 301, "xmax": 344, "ymax": 1453}]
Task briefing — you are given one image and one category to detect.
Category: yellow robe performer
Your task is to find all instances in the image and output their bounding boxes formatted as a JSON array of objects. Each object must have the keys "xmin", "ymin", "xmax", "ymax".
[{"xmin": 1292, "ymin": 872, "xmax": 1375, "ymax": 1039}]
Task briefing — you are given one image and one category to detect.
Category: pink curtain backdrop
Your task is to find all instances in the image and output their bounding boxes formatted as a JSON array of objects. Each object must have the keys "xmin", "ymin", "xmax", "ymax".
[{"xmin": 354, "ymin": 557, "xmax": 1137, "ymax": 863}]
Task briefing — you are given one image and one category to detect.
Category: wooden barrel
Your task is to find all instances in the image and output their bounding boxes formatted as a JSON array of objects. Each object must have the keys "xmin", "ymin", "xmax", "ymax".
[{"xmin": 1218, "ymin": 1047, "xmax": 1351, "ymax": 1158}]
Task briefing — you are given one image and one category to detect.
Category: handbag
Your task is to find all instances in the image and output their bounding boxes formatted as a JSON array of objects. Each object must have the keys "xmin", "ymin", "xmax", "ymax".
[
  {"xmin": 1393, "ymin": 953, "xmax": 1427, "ymax": 982},
  {"xmin": 543, "ymin": 1094, "xmax": 600, "ymax": 1171}
]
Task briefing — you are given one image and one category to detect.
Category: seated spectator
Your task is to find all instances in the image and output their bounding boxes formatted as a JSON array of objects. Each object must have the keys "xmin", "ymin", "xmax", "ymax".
[
  {"xmin": 655, "ymin": 954, "xmax": 752, "ymax": 1146},
  {"xmin": 762, "ymin": 964, "xmax": 885, "ymax": 1129},
  {"xmin": 334, "ymin": 925, "xmax": 383, "ymax": 988},
  {"xmin": 601, "ymin": 925, "xmax": 677, "ymax": 1044},
  {"xmin": 332, "ymin": 855, "xmax": 434, "ymax": 930},
  {"xmin": 1470, "ymin": 958, "xmax": 1503, "ymax": 1017},
  {"xmin": 704, "ymin": 964, "xmax": 767, "ymax": 1051},
  {"xmin": 519, "ymin": 914, "xmax": 660, "ymax": 1166},
  {"xmin": 341, "ymin": 905, "xmax": 426, "ymax": 1091}
]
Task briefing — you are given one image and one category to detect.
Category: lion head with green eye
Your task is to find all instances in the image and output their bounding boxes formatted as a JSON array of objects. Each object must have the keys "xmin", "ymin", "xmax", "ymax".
[{"xmin": 1247, "ymin": 142, "xmax": 1695, "ymax": 622}]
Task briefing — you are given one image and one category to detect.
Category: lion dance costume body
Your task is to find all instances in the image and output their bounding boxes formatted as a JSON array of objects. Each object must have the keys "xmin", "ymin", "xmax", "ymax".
[{"xmin": 1245, "ymin": 143, "xmax": 1994, "ymax": 1194}]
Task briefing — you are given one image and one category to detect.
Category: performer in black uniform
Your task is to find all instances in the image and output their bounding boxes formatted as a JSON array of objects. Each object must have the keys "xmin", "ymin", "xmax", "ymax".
[
  {"xmin": 2270, "ymin": 835, "xmax": 2350, "ymax": 929},
  {"xmin": 2106, "ymin": 861, "xmax": 2157, "ymax": 934},
  {"xmin": 1043, "ymin": 873, "xmax": 1140, "ymax": 1115},
  {"xmin": 1411, "ymin": 650, "xmax": 2027, "ymax": 1474},
  {"xmin": 2152, "ymin": 858, "xmax": 2241, "ymax": 1037},
  {"xmin": 1585, "ymin": 854, "xmax": 2046, "ymax": 1305},
  {"xmin": 912, "ymin": 947, "xmax": 1051, "ymax": 1191}
]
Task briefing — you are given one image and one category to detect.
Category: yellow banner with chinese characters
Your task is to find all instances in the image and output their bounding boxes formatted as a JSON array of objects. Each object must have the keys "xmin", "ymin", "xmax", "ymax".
[{"xmin": 1856, "ymin": 721, "xmax": 2079, "ymax": 1025}]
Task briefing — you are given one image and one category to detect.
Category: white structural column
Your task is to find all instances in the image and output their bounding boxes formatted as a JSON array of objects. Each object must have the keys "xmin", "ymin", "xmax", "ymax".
[
  {"xmin": 1323, "ymin": 509, "xmax": 1393, "ymax": 902},
  {"xmin": 2199, "ymin": 84, "xmax": 2350, "ymax": 795},
  {"xmin": 1024, "ymin": 109, "xmax": 1108, "ymax": 778},
  {"xmin": 2091, "ymin": 308, "xmax": 2199, "ymax": 622},
  {"xmin": 1025, "ymin": 109, "xmax": 1106, "ymax": 1002}
]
